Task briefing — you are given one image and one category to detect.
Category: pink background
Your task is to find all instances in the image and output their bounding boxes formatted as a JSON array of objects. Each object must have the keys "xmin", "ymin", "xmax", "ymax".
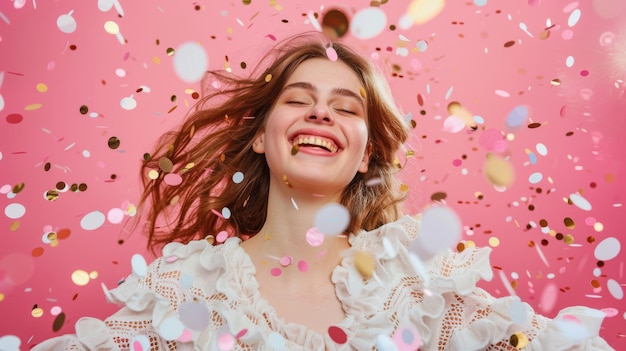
[{"xmin": 1, "ymin": 0, "xmax": 625, "ymax": 349}]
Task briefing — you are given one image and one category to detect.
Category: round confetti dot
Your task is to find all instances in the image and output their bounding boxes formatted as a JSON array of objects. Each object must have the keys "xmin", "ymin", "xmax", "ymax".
[
  {"xmin": 36, "ymin": 83, "xmax": 48, "ymax": 92},
  {"xmin": 510, "ymin": 332, "xmax": 529, "ymax": 349},
  {"xmin": 173, "ymin": 42, "xmax": 209, "ymax": 83},
  {"xmin": 178, "ymin": 301, "xmax": 210, "ymax": 331},
  {"xmin": 107, "ymin": 208, "xmax": 125, "ymax": 224},
  {"xmin": 407, "ymin": 0, "xmax": 445, "ymax": 25},
  {"xmin": 350, "ymin": 7, "xmax": 387, "ymax": 39},
  {"xmin": 50, "ymin": 306, "xmax": 62, "ymax": 316},
  {"xmin": 297, "ymin": 260, "xmax": 309, "ymax": 272},
  {"xmin": 232, "ymin": 171, "xmax": 244, "ymax": 183},
  {"xmin": 567, "ymin": 9, "xmax": 582, "ymax": 27},
  {"xmin": 6, "ymin": 114, "xmax": 23, "ymax": 124},
  {"xmin": 484, "ymin": 154, "xmax": 515, "ymax": 186},
  {"xmin": 528, "ymin": 172, "xmax": 543, "ymax": 184},
  {"xmin": 270, "ymin": 268, "xmax": 282, "ymax": 277},
  {"xmin": 31, "ymin": 307, "xmax": 44, "ymax": 318},
  {"xmin": 158, "ymin": 317, "xmax": 184, "ymax": 341},
  {"xmin": 479, "ymin": 129, "xmax": 505, "ymax": 152},
  {"xmin": 321, "ymin": 9, "xmax": 349, "ymax": 38},
  {"xmin": 305, "ymin": 227, "xmax": 325, "ymax": 246},
  {"xmin": 120, "ymin": 95, "xmax": 137, "ymax": 110},
  {"xmin": 507, "ymin": 105, "xmax": 529, "ymax": 128},
  {"xmin": 0, "ymin": 335, "xmax": 20, "ymax": 351},
  {"xmin": 268, "ymin": 332, "xmax": 285, "ymax": 349},
  {"xmin": 221, "ymin": 207, "xmax": 231, "ymax": 219},
  {"xmin": 313, "ymin": 203, "xmax": 350, "ymax": 235},
  {"xmin": 130, "ymin": 335, "xmax": 150, "ymax": 351},
  {"xmin": 536, "ymin": 143, "xmax": 548, "ymax": 156},
  {"xmin": 71, "ymin": 269, "xmax": 90, "ymax": 286},
  {"xmin": 328, "ymin": 326, "xmax": 347, "ymax": 344},
  {"xmin": 164, "ymin": 173, "xmax": 183, "ymax": 186},
  {"xmin": 104, "ymin": 20, "xmax": 120, "ymax": 35},
  {"xmin": 569, "ymin": 193, "xmax": 592, "ymax": 211},
  {"xmin": 80, "ymin": 210, "xmax": 106, "ymax": 230},
  {"xmin": 57, "ymin": 12, "xmax": 77, "ymax": 33},
  {"xmin": 594, "ymin": 237, "xmax": 620, "ymax": 261},
  {"xmin": 393, "ymin": 326, "xmax": 422, "ymax": 350},
  {"xmin": 217, "ymin": 332, "xmax": 235, "ymax": 351},
  {"xmin": 607, "ymin": 279, "xmax": 623, "ymax": 300},
  {"xmin": 416, "ymin": 40, "xmax": 428, "ymax": 52},
  {"xmin": 566, "ymin": 56, "xmax": 575, "ymax": 67},
  {"xmin": 216, "ymin": 230, "xmax": 229, "ymax": 243},
  {"xmin": 353, "ymin": 251, "xmax": 375, "ymax": 278},
  {"xmin": 131, "ymin": 254, "xmax": 148, "ymax": 277},
  {"xmin": 443, "ymin": 115, "xmax": 465, "ymax": 133},
  {"xmin": 279, "ymin": 255, "xmax": 292, "ymax": 267},
  {"xmin": 409, "ymin": 206, "xmax": 461, "ymax": 260},
  {"xmin": 325, "ymin": 46, "xmax": 338, "ymax": 61},
  {"xmin": 375, "ymin": 334, "xmax": 396, "ymax": 351},
  {"xmin": 4, "ymin": 203, "xmax": 26, "ymax": 219}
]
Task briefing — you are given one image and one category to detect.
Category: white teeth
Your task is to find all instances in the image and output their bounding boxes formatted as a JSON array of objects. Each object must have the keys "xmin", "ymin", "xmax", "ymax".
[{"xmin": 294, "ymin": 136, "xmax": 338, "ymax": 153}]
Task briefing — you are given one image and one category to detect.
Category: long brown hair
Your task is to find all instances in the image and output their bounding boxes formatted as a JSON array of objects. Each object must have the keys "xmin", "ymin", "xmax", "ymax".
[{"xmin": 136, "ymin": 32, "xmax": 410, "ymax": 252}]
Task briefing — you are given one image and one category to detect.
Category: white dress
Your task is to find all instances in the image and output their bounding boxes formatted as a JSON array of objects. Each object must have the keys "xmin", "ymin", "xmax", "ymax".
[{"xmin": 32, "ymin": 215, "xmax": 614, "ymax": 350}]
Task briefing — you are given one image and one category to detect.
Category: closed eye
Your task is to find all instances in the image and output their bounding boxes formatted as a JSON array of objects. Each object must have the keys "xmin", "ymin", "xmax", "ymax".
[
  {"xmin": 287, "ymin": 100, "xmax": 307, "ymax": 105},
  {"xmin": 336, "ymin": 108, "xmax": 356, "ymax": 115}
]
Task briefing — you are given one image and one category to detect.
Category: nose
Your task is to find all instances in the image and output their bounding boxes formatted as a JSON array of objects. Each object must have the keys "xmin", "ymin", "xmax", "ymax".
[{"xmin": 305, "ymin": 102, "xmax": 334, "ymax": 125}]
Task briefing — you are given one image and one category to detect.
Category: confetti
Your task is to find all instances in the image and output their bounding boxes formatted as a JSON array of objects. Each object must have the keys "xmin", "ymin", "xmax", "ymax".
[
  {"xmin": 178, "ymin": 301, "xmax": 210, "ymax": 330},
  {"xmin": 158, "ymin": 317, "xmax": 184, "ymax": 341},
  {"xmin": 131, "ymin": 254, "xmax": 148, "ymax": 277},
  {"xmin": 56, "ymin": 11, "xmax": 77, "ymax": 34},
  {"xmin": 173, "ymin": 42, "xmax": 209, "ymax": 83},
  {"xmin": 594, "ymin": 237, "xmax": 620, "ymax": 261},
  {"xmin": 406, "ymin": 0, "xmax": 445, "ymax": 25},
  {"xmin": 350, "ymin": 7, "xmax": 386, "ymax": 39},
  {"xmin": 313, "ymin": 203, "xmax": 350, "ymax": 235},
  {"xmin": 328, "ymin": 326, "xmax": 347, "ymax": 344},
  {"xmin": 409, "ymin": 206, "xmax": 461, "ymax": 260},
  {"xmin": 305, "ymin": 227, "xmax": 325, "ymax": 246}
]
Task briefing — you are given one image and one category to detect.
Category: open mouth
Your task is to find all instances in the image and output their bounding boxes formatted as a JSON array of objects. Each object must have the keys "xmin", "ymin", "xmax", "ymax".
[{"xmin": 292, "ymin": 135, "xmax": 339, "ymax": 153}]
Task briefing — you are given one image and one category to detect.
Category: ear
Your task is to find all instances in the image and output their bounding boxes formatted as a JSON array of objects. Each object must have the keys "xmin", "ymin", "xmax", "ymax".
[
  {"xmin": 358, "ymin": 142, "xmax": 372, "ymax": 173},
  {"xmin": 252, "ymin": 131, "xmax": 266, "ymax": 154}
]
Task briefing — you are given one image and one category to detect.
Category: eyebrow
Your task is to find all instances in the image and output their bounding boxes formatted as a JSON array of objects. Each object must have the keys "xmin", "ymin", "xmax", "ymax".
[{"xmin": 282, "ymin": 81, "xmax": 365, "ymax": 109}]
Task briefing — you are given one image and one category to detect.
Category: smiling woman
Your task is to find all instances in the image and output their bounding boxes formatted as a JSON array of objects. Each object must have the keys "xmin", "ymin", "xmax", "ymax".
[{"xmin": 31, "ymin": 32, "xmax": 614, "ymax": 351}]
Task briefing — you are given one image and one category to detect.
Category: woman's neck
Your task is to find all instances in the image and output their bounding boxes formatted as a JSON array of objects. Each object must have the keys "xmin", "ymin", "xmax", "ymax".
[{"xmin": 241, "ymin": 179, "xmax": 351, "ymax": 285}]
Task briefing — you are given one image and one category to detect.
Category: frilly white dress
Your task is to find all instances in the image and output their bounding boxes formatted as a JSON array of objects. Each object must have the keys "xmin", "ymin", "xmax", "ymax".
[{"xmin": 32, "ymin": 215, "xmax": 614, "ymax": 350}]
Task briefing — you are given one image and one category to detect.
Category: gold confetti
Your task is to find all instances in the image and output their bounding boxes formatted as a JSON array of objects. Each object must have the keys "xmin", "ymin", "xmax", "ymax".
[
  {"xmin": 484, "ymin": 153, "xmax": 515, "ymax": 186},
  {"xmin": 264, "ymin": 73, "xmax": 272, "ymax": 82},
  {"xmin": 354, "ymin": 251, "xmax": 375, "ymax": 279},
  {"xmin": 31, "ymin": 306, "xmax": 44, "ymax": 318},
  {"xmin": 158, "ymin": 157, "xmax": 174, "ymax": 173},
  {"xmin": 509, "ymin": 332, "xmax": 529, "ymax": 349},
  {"xmin": 282, "ymin": 174, "xmax": 291, "ymax": 187},
  {"xmin": 291, "ymin": 144, "xmax": 299, "ymax": 155},
  {"xmin": 359, "ymin": 86, "xmax": 366, "ymax": 98}
]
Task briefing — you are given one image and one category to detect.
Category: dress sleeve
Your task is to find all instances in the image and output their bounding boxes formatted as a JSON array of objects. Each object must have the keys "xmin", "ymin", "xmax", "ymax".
[{"xmin": 428, "ymin": 248, "xmax": 615, "ymax": 351}]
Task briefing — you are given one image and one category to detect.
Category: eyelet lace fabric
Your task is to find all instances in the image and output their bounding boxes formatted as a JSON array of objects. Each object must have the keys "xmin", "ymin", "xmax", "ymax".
[{"xmin": 32, "ymin": 215, "xmax": 614, "ymax": 350}]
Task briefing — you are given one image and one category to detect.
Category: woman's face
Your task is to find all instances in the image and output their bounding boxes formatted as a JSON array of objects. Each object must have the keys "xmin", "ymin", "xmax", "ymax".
[{"xmin": 253, "ymin": 58, "xmax": 371, "ymax": 197}]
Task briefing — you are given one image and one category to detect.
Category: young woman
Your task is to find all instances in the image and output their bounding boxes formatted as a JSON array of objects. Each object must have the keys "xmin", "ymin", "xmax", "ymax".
[{"xmin": 33, "ymin": 33, "xmax": 613, "ymax": 350}]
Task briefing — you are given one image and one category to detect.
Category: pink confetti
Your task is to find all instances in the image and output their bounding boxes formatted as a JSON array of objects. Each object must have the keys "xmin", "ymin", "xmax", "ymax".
[
  {"xmin": 297, "ymin": 260, "xmax": 309, "ymax": 272},
  {"xmin": 305, "ymin": 227, "xmax": 325, "ymax": 246},
  {"xmin": 326, "ymin": 46, "xmax": 338, "ymax": 61}
]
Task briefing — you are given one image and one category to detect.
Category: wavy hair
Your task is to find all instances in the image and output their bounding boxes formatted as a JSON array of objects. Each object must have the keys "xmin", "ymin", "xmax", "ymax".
[{"xmin": 136, "ymin": 32, "xmax": 410, "ymax": 252}]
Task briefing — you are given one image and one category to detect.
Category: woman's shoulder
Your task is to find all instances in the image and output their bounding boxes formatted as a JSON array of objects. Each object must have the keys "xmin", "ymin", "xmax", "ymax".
[
  {"xmin": 351, "ymin": 214, "xmax": 494, "ymax": 293},
  {"xmin": 106, "ymin": 237, "xmax": 247, "ymax": 307}
]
